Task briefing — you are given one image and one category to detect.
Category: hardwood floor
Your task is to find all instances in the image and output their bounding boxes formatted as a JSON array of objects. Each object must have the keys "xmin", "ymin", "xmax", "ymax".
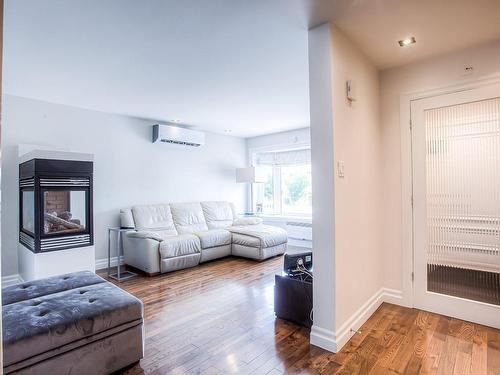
[{"xmin": 100, "ymin": 256, "xmax": 500, "ymax": 375}]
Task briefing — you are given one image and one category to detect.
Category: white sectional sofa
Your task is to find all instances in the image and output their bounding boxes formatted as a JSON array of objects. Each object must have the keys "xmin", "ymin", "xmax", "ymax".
[{"xmin": 120, "ymin": 201, "xmax": 287, "ymax": 275}]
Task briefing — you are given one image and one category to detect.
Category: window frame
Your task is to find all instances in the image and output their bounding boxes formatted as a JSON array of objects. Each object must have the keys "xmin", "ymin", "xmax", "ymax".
[{"xmin": 249, "ymin": 142, "xmax": 311, "ymax": 218}]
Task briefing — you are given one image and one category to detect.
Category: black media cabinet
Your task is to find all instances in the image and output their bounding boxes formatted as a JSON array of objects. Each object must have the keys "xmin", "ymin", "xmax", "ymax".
[{"xmin": 274, "ymin": 272, "xmax": 313, "ymax": 328}]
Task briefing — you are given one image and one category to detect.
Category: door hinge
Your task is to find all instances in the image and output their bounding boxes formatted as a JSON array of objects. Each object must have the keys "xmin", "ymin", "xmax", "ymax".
[
  {"xmin": 411, "ymin": 195, "xmax": 414, "ymax": 206},
  {"xmin": 411, "ymin": 272, "xmax": 414, "ymax": 282},
  {"xmin": 410, "ymin": 119, "xmax": 413, "ymax": 131}
]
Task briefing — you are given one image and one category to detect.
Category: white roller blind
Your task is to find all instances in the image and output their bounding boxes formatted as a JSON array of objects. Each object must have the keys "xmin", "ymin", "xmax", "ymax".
[{"xmin": 255, "ymin": 148, "xmax": 311, "ymax": 166}]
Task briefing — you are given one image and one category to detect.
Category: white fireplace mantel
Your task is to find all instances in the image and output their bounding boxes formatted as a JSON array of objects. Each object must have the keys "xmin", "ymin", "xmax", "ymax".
[
  {"xmin": 19, "ymin": 244, "xmax": 96, "ymax": 282},
  {"xmin": 18, "ymin": 146, "xmax": 94, "ymax": 164}
]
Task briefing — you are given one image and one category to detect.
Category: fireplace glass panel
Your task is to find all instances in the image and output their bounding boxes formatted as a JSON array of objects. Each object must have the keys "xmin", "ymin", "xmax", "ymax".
[
  {"xmin": 22, "ymin": 190, "xmax": 35, "ymax": 234},
  {"xmin": 43, "ymin": 190, "xmax": 87, "ymax": 235}
]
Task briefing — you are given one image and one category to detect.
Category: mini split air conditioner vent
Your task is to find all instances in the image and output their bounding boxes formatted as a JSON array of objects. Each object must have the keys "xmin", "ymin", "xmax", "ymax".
[
  {"xmin": 160, "ymin": 139, "xmax": 201, "ymax": 147},
  {"xmin": 152, "ymin": 124, "xmax": 205, "ymax": 147}
]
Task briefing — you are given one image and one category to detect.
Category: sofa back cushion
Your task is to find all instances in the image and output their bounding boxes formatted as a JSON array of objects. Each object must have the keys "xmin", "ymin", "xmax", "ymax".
[
  {"xmin": 201, "ymin": 201, "xmax": 236, "ymax": 229},
  {"xmin": 170, "ymin": 202, "xmax": 209, "ymax": 234},
  {"xmin": 131, "ymin": 204, "xmax": 178, "ymax": 235}
]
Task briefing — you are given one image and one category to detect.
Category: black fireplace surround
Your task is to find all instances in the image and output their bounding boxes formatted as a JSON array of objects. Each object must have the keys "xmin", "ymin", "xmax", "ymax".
[{"xmin": 19, "ymin": 158, "xmax": 94, "ymax": 253}]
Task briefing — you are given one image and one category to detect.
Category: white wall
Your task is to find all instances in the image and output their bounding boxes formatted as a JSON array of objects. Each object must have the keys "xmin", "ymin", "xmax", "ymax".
[
  {"xmin": 380, "ymin": 41, "xmax": 500, "ymax": 296},
  {"xmin": 308, "ymin": 23, "xmax": 383, "ymax": 352},
  {"xmin": 1, "ymin": 95, "xmax": 247, "ymax": 276},
  {"xmin": 329, "ymin": 25, "xmax": 383, "ymax": 333}
]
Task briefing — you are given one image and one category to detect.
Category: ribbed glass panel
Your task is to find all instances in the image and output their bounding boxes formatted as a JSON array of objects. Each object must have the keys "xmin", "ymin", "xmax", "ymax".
[{"xmin": 425, "ymin": 97, "xmax": 500, "ymax": 305}]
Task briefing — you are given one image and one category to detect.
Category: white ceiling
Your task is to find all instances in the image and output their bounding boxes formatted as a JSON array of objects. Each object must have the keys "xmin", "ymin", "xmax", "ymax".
[
  {"xmin": 3, "ymin": 0, "xmax": 309, "ymax": 138},
  {"xmin": 305, "ymin": 0, "xmax": 500, "ymax": 69},
  {"xmin": 4, "ymin": 0, "xmax": 500, "ymax": 137}
]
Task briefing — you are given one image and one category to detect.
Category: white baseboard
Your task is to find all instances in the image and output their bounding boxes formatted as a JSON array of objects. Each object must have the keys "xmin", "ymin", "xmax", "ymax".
[
  {"xmin": 95, "ymin": 256, "xmax": 125, "ymax": 270},
  {"xmin": 2, "ymin": 274, "xmax": 24, "ymax": 286},
  {"xmin": 1, "ymin": 257, "xmax": 125, "ymax": 285},
  {"xmin": 310, "ymin": 288, "xmax": 403, "ymax": 353},
  {"xmin": 382, "ymin": 287, "xmax": 405, "ymax": 306}
]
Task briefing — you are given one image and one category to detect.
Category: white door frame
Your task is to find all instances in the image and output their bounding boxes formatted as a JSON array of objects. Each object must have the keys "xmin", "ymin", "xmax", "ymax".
[
  {"xmin": 411, "ymin": 84, "xmax": 500, "ymax": 327},
  {"xmin": 399, "ymin": 74, "xmax": 500, "ymax": 309}
]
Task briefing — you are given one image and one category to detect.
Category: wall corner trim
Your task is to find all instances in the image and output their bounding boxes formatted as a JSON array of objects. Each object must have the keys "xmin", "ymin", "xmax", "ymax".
[
  {"xmin": 310, "ymin": 288, "xmax": 404, "ymax": 353},
  {"xmin": 310, "ymin": 325, "xmax": 338, "ymax": 353}
]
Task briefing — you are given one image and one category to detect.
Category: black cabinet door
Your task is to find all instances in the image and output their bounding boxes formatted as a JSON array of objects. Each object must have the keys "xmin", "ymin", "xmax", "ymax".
[{"xmin": 274, "ymin": 274, "xmax": 313, "ymax": 328}]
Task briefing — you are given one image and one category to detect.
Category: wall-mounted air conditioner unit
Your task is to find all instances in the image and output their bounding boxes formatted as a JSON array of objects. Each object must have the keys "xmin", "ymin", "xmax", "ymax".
[{"xmin": 152, "ymin": 124, "xmax": 205, "ymax": 147}]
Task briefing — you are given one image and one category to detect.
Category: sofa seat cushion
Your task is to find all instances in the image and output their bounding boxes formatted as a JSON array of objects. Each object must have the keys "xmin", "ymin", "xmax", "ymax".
[
  {"xmin": 2, "ymin": 271, "xmax": 106, "ymax": 306},
  {"xmin": 195, "ymin": 229, "xmax": 232, "ymax": 249},
  {"xmin": 159, "ymin": 234, "xmax": 201, "ymax": 258},
  {"xmin": 229, "ymin": 225, "xmax": 287, "ymax": 248},
  {"xmin": 170, "ymin": 202, "xmax": 209, "ymax": 234},
  {"xmin": 2, "ymin": 281, "xmax": 143, "ymax": 368}
]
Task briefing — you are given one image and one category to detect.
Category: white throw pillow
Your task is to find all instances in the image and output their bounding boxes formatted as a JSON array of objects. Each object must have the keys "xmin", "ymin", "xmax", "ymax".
[{"xmin": 233, "ymin": 217, "xmax": 263, "ymax": 226}]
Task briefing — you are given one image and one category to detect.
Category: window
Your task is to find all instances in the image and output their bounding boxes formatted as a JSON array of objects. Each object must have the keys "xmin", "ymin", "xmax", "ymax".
[
  {"xmin": 22, "ymin": 190, "xmax": 35, "ymax": 234},
  {"xmin": 252, "ymin": 148, "xmax": 312, "ymax": 217}
]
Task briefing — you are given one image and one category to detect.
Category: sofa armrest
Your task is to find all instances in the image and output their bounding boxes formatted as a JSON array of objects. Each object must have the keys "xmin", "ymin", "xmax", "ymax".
[
  {"xmin": 122, "ymin": 233, "xmax": 161, "ymax": 274},
  {"xmin": 127, "ymin": 230, "xmax": 164, "ymax": 241}
]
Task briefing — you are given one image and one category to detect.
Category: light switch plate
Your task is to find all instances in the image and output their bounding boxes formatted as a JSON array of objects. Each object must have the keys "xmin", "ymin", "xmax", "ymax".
[{"xmin": 337, "ymin": 161, "xmax": 345, "ymax": 178}]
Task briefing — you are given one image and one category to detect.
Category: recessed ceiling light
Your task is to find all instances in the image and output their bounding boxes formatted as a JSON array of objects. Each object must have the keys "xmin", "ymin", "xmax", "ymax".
[{"xmin": 398, "ymin": 37, "xmax": 416, "ymax": 47}]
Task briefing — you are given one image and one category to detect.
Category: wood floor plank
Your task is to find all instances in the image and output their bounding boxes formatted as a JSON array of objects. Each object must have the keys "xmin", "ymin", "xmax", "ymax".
[
  {"xmin": 487, "ymin": 327, "xmax": 500, "ymax": 375},
  {"xmin": 453, "ymin": 351, "xmax": 471, "ymax": 375},
  {"xmin": 100, "ymin": 257, "xmax": 500, "ymax": 375},
  {"xmin": 436, "ymin": 332, "xmax": 459, "ymax": 375},
  {"xmin": 419, "ymin": 320, "xmax": 448, "ymax": 375}
]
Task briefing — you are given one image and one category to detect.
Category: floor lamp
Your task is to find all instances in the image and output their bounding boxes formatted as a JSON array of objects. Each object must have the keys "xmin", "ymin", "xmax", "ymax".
[{"xmin": 236, "ymin": 167, "xmax": 264, "ymax": 214}]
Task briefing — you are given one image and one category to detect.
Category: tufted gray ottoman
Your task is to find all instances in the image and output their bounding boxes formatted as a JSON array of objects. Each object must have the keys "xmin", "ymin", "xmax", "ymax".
[{"xmin": 2, "ymin": 271, "xmax": 144, "ymax": 375}]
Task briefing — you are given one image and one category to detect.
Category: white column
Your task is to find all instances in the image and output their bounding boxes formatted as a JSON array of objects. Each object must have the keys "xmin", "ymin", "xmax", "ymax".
[{"xmin": 308, "ymin": 23, "xmax": 337, "ymax": 352}]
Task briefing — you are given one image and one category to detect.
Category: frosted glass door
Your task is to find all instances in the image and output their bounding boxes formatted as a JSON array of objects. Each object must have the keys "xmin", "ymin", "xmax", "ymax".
[{"xmin": 412, "ymin": 83, "xmax": 500, "ymax": 328}]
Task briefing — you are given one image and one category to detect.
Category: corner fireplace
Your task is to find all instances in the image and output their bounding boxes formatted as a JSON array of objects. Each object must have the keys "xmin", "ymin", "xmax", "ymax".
[{"xmin": 19, "ymin": 158, "xmax": 94, "ymax": 253}]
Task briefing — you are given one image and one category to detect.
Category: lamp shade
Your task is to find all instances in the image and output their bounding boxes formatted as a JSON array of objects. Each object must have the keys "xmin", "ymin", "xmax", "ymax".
[{"xmin": 236, "ymin": 167, "xmax": 265, "ymax": 183}]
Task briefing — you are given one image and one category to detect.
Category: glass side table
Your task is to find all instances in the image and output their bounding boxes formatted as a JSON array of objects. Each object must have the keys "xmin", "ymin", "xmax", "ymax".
[{"xmin": 107, "ymin": 227, "xmax": 137, "ymax": 281}]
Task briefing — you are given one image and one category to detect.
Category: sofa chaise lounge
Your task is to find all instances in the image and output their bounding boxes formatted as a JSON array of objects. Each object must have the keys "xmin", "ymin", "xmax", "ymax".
[{"xmin": 120, "ymin": 201, "xmax": 287, "ymax": 275}]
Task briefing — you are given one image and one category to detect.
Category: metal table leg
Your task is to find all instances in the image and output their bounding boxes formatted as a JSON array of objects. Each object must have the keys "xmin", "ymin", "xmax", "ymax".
[
  {"xmin": 107, "ymin": 228, "xmax": 111, "ymax": 278},
  {"xmin": 108, "ymin": 229, "xmax": 137, "ymax": 282}
]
